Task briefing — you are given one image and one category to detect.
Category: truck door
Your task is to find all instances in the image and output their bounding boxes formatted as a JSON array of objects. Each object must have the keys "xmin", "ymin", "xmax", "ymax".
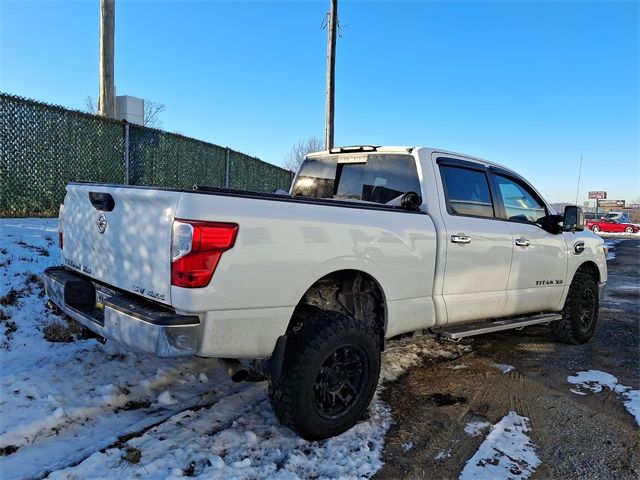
[
  {"xmin": 436, "ymin": 158, "xmax": 513, "ymax": 324},
  {"xmin": 489, "ymin": 171, "xmax": 568, "ymax": 314}
]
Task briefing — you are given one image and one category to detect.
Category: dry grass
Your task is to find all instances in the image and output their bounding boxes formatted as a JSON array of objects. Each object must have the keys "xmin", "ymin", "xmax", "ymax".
[
  {"xmin": 121, "ymin": 446, "xmax": 142, "ymax": 465},
  {"xmin": 0, "ymin": 289, "xmax": 20, "ymax": 306},
  {"xmin": 0, "ymin": 445, "xmax": 19, "ymax": 456},
  {"xmin": 42, "ymin": 318, "xmax": 83, "ymax": 343},
  {"xmin": 183, "ymin": 461, "xmax": 196, "ymax": 477},
  {"xmin": 25, "ymin": 273, "xmax": 41, "ymax": 285}
]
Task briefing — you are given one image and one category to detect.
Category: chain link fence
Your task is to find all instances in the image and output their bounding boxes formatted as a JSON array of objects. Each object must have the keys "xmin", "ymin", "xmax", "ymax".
[{"xmin": 0, "ymin": 93, "xmax": 293, "ymax": 217}]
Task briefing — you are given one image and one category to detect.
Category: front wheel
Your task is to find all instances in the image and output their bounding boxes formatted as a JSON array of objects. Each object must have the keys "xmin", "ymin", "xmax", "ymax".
[
  {"xmin": 591, "ymin": 225, "xmax": 601, "ymax": 233},
  {"xmin": 625, "ymin": 226, "xmax": 634, "ymax": 234},
  {"xmin": 552, "ymin": 272, "xmax": 599, "ymax": 344},
  {"xmin": 268, "ymin": 310, "xmax": 381, "ymax": 440}
]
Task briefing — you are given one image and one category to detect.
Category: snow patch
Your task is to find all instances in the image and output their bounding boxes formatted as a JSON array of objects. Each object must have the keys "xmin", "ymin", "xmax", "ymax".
[
  {"xmin": 459, "ymin": 412, "xmax": 540, "ymax": 479},
  {"xmin": 604, "ymin": 239, "xmax": 624, "ymax": 260},
  {"xmin": 157, "ymin": 390, "xmax": 177, "ymax": 405},
  {"xmin": 450, "ymin": 364, "xmax": 468, "ymax": 370},
  {"xmin": 492, "ymin": 363, "xmax": 515, "ymax": 374},
  {"xmin": 401, "ymin": 441, "xmax": 414, "ymax": 452},
  {"xmin": 434, "ymin": 448, "xmax": 451, "ymax": 460},
  {"xmin": 464, "ymin": 417, "xmax": 492, "ymax": 437},
  {"xmin": 568, "ymin": 370, "xmax": 640, "ymax": 426}
]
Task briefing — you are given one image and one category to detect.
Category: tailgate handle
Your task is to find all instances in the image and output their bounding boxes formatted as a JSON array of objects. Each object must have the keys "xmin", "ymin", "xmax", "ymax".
[{"xmin": 89, "ymin": 192, "xmax": 115, "ymax": 211}]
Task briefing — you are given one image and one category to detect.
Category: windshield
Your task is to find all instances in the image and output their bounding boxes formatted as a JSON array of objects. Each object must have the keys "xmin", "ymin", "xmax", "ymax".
[{"xmin": 292, "ymin": 153, "xmax": 421, "ymax": 205}]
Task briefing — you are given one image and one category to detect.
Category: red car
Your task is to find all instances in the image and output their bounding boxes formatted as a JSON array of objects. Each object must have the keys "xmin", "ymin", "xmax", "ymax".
[{"xmin": 586, "ymin": 218, "xmax": 639, "ymax": 234}]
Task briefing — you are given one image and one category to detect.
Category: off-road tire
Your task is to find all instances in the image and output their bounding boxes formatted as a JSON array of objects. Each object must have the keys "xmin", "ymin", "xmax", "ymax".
[
  {"xmin": 591, "ymin": 225, "xmax": 600, "ymax": 233},
  {"xmin": 268, "ymin": 310, "xmax": 381, "ymax": 440},
  {"xmin": 552, "ymin": 272, "xmax": 599, "ymax": 344}
]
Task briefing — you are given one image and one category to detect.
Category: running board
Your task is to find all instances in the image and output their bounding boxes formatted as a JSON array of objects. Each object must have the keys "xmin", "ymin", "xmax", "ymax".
[{"xmin": 431, "ymin": 313, "xmax": 563, "ymax": 340}]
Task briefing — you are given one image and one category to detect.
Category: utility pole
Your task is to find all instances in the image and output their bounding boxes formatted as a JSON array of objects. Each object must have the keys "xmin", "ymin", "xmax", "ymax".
[
  {"xmin": 98, "ymin": 0, "xmax": 115, "ymax": 117},
  {"xmin": 324, "ymin": 0, "xmax": 337, "ymax": 150}
]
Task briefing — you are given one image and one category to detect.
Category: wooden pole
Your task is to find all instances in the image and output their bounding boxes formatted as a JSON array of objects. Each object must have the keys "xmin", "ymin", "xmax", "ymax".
[
  {"xmin": 324, "ymin": 0, "xmax": 337, "ymax": 150},
  {"xmin": 99, "ymin": 0, "xmax": 115, "ymax": 117}
]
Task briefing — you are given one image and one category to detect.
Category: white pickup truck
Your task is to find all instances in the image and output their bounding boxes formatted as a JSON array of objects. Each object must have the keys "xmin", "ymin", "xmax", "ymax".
[{"xmin": 44, "ymin": 146, "xmax": 607, "ymax": 440}]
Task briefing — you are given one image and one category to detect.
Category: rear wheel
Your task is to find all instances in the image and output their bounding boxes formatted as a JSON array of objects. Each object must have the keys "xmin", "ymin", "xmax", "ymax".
[
  {"xmin": 552, "ymin": 272, "xmax": 599, "ymax": 344},
  {"xmin": 268, "ymin": 310, "xmax": 381, "ymax": 440},
  {"xmin": 591, "ymin": 225, "xmax": 601, "ymax": 233},
  {"xmin": 624, "ymin": 226, "xmax": 633, "ymax": 234}
]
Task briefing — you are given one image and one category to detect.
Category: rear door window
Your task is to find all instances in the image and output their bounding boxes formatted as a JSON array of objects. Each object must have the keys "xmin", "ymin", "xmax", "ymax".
[{"xmin": 439, "ymin": 165, "xmax": 495, "ymax": 218}]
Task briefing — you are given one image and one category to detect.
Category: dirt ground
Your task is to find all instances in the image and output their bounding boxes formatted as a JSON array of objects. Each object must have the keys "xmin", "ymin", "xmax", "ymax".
[{"xmin": 376, "ymin": 239, "xmax": 639, "ymax": 479}]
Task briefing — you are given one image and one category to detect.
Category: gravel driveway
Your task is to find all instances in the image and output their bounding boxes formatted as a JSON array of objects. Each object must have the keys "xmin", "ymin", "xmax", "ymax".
[{"xmin": 377, "ymin": 239, "xmax": 639, "ymax": 479}]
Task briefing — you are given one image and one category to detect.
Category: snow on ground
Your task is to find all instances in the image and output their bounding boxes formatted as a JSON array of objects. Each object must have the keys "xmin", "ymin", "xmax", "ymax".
[
  {"xmin": 434, "ymin": 448, "xmax": 452, "ymax": 460},
  {"xmin": 492, "ymin": 363, "xmax": 515, "ymax": 374},
  {"xmin": 401, "ymin": 441, "xmax": 414, "ymax": 453},
  {"xmin": 603, "ymin": 239, "xmax": 624, "ymax": 261},
  {"xmin": 464, "ymin": 416, "xmax": 492, "ymax": 437},
  {"xmin": 0, "ymin": 219, "xmax": 239, "ymax": 478},
  {"xmin": 597, "ymin": 231, "xmax": 640, "ymax": 238},
  {"xmin": 459, "ymin": 412, "xmax": 540, "ymax": 480},
  {"xmin": 450, "ymin": 364, "xmax": 468, "ymax": 370},
  {"xmin": 567, "ymin": 370, "xmax": 640, "ymax": 426},
  {"xmin": 0, "ymin": 218, "xmax": 469, "ymax": 479}
]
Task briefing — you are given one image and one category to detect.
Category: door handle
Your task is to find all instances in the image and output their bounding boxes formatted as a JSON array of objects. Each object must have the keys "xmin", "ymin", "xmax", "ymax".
[
  {"xmin": 515, "ymin": 238, "xmax": 531, "ymax": 247},
  {"xmin": 451, "ymin": 234, "xmax": 471, "ymax": 244}
]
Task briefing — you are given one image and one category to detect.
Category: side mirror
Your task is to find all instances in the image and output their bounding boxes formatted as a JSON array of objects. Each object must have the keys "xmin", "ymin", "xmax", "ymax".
[{"xmin": 563, "ymin": 205, "xmax": 585, "ymax": 232}]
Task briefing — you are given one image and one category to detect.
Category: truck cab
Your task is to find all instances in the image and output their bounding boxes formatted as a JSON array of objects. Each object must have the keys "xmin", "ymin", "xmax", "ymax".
[{"xmin": 293, "ymin": 146, "xmax": 606, "ymax": 328}]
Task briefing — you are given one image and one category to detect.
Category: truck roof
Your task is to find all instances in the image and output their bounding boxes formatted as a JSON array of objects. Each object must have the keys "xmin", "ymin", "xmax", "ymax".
[{"xmin": 307, "ymin": 145, "xmax": 515, "ymax": 173}]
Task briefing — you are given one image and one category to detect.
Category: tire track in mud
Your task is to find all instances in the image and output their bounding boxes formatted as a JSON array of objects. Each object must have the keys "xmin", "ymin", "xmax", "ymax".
[{"xmin": 378, "ymin": 240, "xmax": 640, "ymax": 480}]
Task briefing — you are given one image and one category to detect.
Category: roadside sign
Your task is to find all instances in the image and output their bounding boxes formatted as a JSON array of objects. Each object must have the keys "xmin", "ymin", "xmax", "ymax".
[
  {"xmin": 588, "ymin": 191, "xmax": 607, "ymax": 199},
  {"xmin": 597, "ymin": 199, "xmax": 625, "ymax": 208},
  {"xmin": 583, "ymin": 201, "xmax": 592, "ymax": 207}
]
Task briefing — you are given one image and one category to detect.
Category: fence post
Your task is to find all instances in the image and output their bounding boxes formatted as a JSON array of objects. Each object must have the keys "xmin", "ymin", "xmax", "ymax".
[
  {"xmin": 224, "ymin": 147, "xmax": 230, "ymax": 188},
  {"xmin": 124, "ymin": 122, "xmax": 130, "ymax": 185}
]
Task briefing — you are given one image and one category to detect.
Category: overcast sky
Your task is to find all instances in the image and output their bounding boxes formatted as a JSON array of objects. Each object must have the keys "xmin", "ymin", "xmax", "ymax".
[{"xmin": 1, "ymin": 0, "xmax": 638, "ymax": 203}]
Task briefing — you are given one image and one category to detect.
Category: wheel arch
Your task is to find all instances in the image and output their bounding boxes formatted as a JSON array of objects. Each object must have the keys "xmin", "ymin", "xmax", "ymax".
[
  {"xmin": 575, "ymin": 260, "xmax": 600, "ymax": 283},
  {"xmin": 287, "ymin": 269, "xmax": 388, "ymax": 347}
]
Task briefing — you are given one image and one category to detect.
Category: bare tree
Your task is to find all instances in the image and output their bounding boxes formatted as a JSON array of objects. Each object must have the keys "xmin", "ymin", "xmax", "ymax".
[
  {"xmin": 143, "ymin": 100, "xmax": 165, "ymax": 128},
  {"xmin": 84, "ymin": 96, "xmax": 98, "ymax": 114},
  {"xmin": 83, "ymin": 95, "xmax": 165, "ymax": 128},
  {"xmin": 631, "ymin": 197, "xmax": 640, "ymax": 224},
  {"xmin": 284, "ymin": 136, "xmax": 324, "ymax": 172}
]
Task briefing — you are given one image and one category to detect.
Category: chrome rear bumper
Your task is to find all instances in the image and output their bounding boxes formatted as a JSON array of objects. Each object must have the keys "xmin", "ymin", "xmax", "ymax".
[{"xmin": 43, "ymin": 267, "xmax": 200, "ymax": 357}]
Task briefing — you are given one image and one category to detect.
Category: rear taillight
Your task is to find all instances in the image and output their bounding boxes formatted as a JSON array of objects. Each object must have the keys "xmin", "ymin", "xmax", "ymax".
[
  {"xmin": 171, "ymin": 220, "xmax": 238, "ymax": 288},
  {"xmin": 58, "ymin": 204, "xmax": 65, "ymax": 250}
]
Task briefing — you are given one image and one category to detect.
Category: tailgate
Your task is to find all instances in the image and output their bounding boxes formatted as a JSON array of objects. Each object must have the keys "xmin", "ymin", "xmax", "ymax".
[{"xmin": 61, "ymin": 184, "xmax": 181, "ymax": 306}]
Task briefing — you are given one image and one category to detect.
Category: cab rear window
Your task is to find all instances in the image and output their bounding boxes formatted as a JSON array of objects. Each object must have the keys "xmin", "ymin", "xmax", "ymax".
[{"xmin": 292, "ymin": 154, "xmax": 421, "ymax": 205}]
